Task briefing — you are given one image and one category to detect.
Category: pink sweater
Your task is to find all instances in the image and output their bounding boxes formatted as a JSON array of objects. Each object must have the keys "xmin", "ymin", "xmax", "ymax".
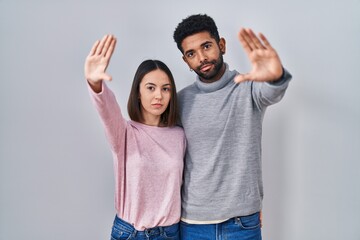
[{"xmin": 89, "ymin": 83, "xmax": 186, "ymax": 230}]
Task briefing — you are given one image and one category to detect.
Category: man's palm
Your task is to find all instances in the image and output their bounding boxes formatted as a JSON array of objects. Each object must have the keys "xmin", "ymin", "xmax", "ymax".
[{"xmin": 235, "ymin": 28, "xmax": 283, "ymax": 83}]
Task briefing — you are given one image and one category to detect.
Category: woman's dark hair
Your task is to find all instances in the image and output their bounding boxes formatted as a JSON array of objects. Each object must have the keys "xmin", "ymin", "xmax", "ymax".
[
  {"xmin": 127, "ymin": 59, "xmax": 178, "ymax": 127},
  {"xmin": 173, "ymin": 14, "xmax": 220, "ymax": 53}
]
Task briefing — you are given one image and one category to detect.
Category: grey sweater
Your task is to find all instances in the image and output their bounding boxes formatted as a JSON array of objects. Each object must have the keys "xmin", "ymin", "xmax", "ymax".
[{"xmin": 178, "ymin": 63, "xmax": 292, "ymax": 221}]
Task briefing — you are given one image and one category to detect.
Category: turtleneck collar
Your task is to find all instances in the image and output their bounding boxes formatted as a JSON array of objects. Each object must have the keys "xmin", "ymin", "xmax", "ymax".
[{"xmin": 194, "ymin": 63, "xmax": 238, "ymax": 93}]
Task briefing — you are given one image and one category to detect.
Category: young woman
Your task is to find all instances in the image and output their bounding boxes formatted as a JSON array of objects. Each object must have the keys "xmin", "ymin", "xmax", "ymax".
[{"xmin": 84, "ymin": 34, "xmax": 186, "ymax": 240}]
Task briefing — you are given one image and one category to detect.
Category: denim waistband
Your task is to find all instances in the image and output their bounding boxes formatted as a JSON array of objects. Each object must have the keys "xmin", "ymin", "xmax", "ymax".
[
  {"xmin": 180, "ymin": 212, "xmax": 261, "ymax": 226},
  {"xmin": 113, "ymin": 215, "xmax": 179, "ymax": 237}
]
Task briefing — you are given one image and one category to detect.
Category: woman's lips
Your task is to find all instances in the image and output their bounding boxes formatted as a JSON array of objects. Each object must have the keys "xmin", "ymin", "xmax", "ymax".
[{"xmin": 152, "ymin": 103, "xmax": 163, "ymax": 108}]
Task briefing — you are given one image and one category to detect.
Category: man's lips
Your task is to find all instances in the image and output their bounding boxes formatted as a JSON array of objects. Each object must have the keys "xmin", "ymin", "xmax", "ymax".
[{"xmin": 200, "ymin": 63, "xmax": 213, "ymax": 72}]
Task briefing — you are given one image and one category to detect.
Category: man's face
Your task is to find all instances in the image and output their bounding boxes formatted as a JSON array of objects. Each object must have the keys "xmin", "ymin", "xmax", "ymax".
[{"xmin": 181, "ymin": 31, "xmax": 226, "ymax": 82}]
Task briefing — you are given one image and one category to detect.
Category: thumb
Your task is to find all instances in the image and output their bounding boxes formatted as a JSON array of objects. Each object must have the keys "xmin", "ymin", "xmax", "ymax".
[
  {"xmin": 101, "ymin": 73, "xmax": 112, "ymax": 81},
  {"xmin": 234, "ymin": 73, "xmax": 251, "ymax": 83}
]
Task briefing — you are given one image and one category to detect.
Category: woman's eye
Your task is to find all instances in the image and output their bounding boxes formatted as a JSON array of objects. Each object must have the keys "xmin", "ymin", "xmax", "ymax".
[
  {"xmin": 163, "ymin": 87, "xmax": 171, "ymax": 92},
  {"xmin": 147, "ymin": 86, "xmax": 155, "ymax": 91}
]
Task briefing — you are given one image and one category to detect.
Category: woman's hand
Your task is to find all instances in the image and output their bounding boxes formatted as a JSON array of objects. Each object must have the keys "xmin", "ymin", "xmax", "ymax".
[{"xmin": 84, "ymin": 34, "xmax": 116, "ymax": 92}]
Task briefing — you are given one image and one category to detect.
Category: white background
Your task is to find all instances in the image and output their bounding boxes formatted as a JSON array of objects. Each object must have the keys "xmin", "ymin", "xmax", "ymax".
[{"xmin": 1, "ymin": 0, "xmax": 359, "ymax": 239}]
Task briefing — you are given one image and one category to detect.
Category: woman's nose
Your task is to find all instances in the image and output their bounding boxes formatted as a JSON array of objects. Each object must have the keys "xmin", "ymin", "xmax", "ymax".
[{"xmin": 154, "ymin": 90, "xmax": 162, "ymax": 99}]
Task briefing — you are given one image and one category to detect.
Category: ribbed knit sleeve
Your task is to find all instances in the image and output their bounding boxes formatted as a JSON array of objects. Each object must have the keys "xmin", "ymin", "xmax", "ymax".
[
  {"xmin": 251, "ymin": 68, "xmax": 292, "ymax": 111},
  {"xmin": 88, "ymin": 81, "xmax": 127, "ymax": 152}
]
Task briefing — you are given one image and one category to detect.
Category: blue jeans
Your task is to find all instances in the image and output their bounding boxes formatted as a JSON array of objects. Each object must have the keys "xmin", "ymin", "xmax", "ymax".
[
  {"xmin": 180, "ymin": 212, "xmax": 262, "ymax": 240},
  {"xmin": 110, "ymin": 215, "xmax": 180, "ymax": 240}
]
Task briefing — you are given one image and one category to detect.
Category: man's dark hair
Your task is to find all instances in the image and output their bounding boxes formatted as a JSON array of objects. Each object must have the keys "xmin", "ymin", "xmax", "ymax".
[{"xmin": 173, "ymin": 14, "xmax": 220, "ymax": 53}]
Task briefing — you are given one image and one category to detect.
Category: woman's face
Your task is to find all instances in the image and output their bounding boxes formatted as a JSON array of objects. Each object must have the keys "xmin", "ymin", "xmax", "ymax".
[{"xmin": 139, "ymin": 69, "xmax": 172, "ymax": 126}]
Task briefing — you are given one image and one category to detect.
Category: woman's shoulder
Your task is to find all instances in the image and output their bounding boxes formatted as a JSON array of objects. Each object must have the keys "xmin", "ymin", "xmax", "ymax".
[{"xmin": 169, "ymin": 125, "xmax": 185, "ymax": 135}]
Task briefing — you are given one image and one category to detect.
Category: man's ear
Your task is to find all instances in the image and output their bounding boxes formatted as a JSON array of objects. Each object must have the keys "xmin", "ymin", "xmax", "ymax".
[
  {"xmin": 219, "ymin": 37, "xmax": 226, "ymax": 54},
  {"xmin": 182, "ymin": 55, "xmax": 190, "ymax": 66},
  {"xmin": 182, "ymin": 55, "xmax": 194, "ymax": 72}
]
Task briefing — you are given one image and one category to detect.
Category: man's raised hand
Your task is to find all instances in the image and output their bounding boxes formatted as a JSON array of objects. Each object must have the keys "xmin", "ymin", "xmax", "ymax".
[{"xmin": 234, "ymin": 28, "xmax": 283, "ymax": 83}]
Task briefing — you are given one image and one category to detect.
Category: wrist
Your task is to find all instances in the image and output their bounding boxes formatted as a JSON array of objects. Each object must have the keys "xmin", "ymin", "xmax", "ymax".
[{"xmin": 87, "ymin": 79, "xmax": 102, "ymax": 93}]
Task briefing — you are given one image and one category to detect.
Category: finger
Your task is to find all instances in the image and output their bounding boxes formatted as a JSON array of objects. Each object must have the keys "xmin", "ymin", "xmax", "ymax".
[
  {"xmin": 241, "ymin": 28, "xmax": 257, "ymax": 51},
  {"xmin": 234, "ymin": 73, "xmax": 251, "ymax": 83},
  {"xmin": 101, "ymin": 34, "xmax": 114, "ymax": 56},
  {"xmin": 95, "ymin": 35, "xmax": 109, "ymax": 55},
  {"xmin": 238, "ymin": 28, "xmax": 252, "ymax": 55},
  {"xmin": 104, "ymin": 37, "xmax": 116, "ymax": 59},
  {"xmin": 259, "ymin": 32, "xmax": 273, "ymax": 50},
  {"xmin": 101, "ymin": 73, "xmax": 112, "ymax": 81},
  {"xmin": 247, "ymin": 29, "xmax": 266, "ymax": 50},
  {"xmin": 88, "ymin": 40, "xmax": 100, "ymax": 57}
]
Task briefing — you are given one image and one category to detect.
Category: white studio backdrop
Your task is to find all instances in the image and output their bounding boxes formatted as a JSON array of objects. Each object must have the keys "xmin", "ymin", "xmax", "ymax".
[{"xmin": 1, "ymin": 0, "xmax": 359, "ymax": 239}]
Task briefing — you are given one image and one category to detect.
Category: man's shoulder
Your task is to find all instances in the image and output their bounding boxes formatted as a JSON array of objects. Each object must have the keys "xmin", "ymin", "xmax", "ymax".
[{"xmin": 178, "ymin": 83, "xmax": 197, "ymax": 97}]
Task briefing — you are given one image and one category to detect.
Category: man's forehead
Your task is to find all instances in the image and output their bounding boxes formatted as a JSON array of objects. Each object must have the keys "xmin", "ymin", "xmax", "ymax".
[{"xmin": 181, "ymin": 32, "xmax": 216, "ymax": 50}]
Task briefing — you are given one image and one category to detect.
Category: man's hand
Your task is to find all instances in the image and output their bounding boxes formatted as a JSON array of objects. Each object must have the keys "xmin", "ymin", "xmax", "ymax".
[
  {"xmin": 84, "ymin": 34, "xmax": 116, "ymax": 92},
  {"xmin": 234, "ymin": 28, "xmax": 283, "ymax": 83}
]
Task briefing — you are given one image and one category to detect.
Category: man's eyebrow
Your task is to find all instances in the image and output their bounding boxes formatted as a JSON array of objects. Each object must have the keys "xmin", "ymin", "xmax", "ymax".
[
  {"xmin": 184, "ymin": 41, "xmax": 213, "ymax": 55},
  {"xmin": 200, "ymin": 41, "xmax": 213, "ymax": 47}
]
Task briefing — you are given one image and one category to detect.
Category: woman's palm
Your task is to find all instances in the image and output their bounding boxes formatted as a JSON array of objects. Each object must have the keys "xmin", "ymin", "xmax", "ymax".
[{"xmin": 84, "ymin": 35, "xmax": 116, "ymax": 83}]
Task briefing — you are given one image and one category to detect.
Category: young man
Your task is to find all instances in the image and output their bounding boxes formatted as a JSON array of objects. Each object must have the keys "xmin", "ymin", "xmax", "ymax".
[{"xmin": 173, "ymin": 14, "xmax": 292, "ymax": 239}]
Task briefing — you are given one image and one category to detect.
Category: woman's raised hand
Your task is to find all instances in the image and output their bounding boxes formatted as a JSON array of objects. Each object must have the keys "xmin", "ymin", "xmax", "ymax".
[{"xmin": 84, "ymin": 34, "xmax": 117, "ymax": 92}]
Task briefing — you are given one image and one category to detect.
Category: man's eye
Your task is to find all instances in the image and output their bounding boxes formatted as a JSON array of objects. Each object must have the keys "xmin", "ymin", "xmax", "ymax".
[
  {"xmin": 186, "ymin": 52, "xmax": 194, "ymax": 58},
  {"xmin": 204, "ymin": 44, "xmax": 211, "ymax": 49}
]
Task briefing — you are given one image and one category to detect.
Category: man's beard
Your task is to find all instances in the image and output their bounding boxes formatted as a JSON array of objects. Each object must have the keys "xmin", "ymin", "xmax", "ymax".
[{"xmin": 194, "ymin": 54, "xmax": 224, "ymax": 81}]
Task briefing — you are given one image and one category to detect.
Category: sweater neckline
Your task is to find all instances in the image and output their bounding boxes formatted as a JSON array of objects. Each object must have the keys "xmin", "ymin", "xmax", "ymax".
[
  {"xmin": 129, "ymin": 120, "xmax": 171, "ymax": 130},
  {"xmin": 194, "ymin": 63, "xmax": 237, "ymax": 93}
]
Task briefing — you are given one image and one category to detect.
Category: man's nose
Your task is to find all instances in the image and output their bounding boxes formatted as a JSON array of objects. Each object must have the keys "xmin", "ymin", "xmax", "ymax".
[{"xmin": 197, "ymin": 50, "xmax": 207, "ymax": 63}]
